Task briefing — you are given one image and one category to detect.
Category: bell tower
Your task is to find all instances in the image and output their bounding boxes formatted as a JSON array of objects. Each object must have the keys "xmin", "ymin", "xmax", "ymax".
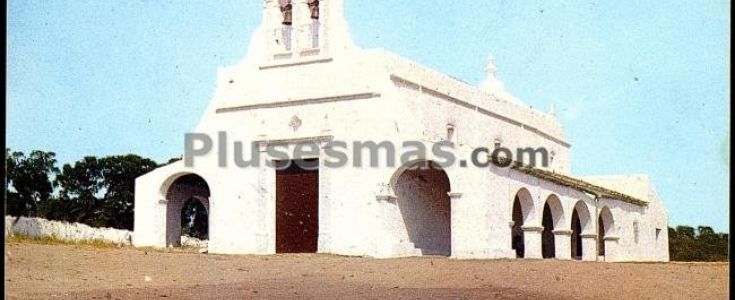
[{"xmin": 260, "ymin": 0, "xmax": 353, "ymax": 62}]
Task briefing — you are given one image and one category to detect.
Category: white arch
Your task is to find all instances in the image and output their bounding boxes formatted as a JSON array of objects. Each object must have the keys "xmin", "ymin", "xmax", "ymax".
[
  {"xmin": 543, "ymin": 194, "xmax": 565, "ymax": 229},
  {"xmin": 599, "ymin": 206, "xmax": 616, "ymax": 236},
  {"xmin": 159, "ymin": 172, "xmax": 212, "ymax": 200},
  {"xmin": 388, "ymin": 159, "xmax": 453, "ymax": 195},
  {"xmin": 572, "ymin": 200, "xmax": 594, "ymax": 234},
  {"xmin": 391, "ymin": 159, "xmax": 452, "ymax": 256},
  {"xmin": 513, "ymin": 188, "xmax": 535, "ymax": 224},
  {"xmin": 161, "ymin": 172, "xmax": 211, "ymax": 247}
]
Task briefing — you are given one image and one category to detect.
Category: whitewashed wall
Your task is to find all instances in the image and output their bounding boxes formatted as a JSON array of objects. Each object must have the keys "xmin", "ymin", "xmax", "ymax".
[
  {"xmin": 5, "ymin": 216, "xmax": 133, "ymax": 245},
  {"xmin": 132, "ymin": 0, "xmax": 669, "ymax": 262},
  {"xmin": 6, "ymin": 216, "xmax": 207, "ymax": 248}
]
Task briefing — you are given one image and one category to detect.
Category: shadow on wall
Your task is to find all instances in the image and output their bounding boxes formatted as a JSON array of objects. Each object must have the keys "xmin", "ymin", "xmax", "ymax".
[{"xmin": 394, "ymin": 164, "xmax": 451, "ymax": 256}]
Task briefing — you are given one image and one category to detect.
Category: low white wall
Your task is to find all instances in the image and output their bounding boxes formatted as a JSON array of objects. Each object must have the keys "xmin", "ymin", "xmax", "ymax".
[
  {"xmin": 5, "ymin": 216, "xmax": 207, "ymax": 248},
  {"xmin": 5, "ymin": 216, "xmax": 133, "ymax": 245},
  {"xmin": 181, "ymin": 235, "xmax": 208, "ymax": 248}
]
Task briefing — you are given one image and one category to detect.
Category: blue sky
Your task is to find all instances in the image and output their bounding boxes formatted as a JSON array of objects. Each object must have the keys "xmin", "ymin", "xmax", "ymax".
[{"xmin": 7, "ymin": 1, "xmax": 730, "ymax": 231}]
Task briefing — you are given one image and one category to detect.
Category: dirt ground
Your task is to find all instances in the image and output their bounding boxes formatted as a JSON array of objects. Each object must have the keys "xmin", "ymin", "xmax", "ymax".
[{"xmin": 4, "ymin": 242, "xmax": 729, "ymax": 299}]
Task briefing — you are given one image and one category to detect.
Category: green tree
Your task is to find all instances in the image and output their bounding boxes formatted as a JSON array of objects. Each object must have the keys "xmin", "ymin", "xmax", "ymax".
[
  {"xmin": 669, "ymin": 225, "xmax": 729, "ymax": 261},
  {"xmin": 100, "ymin": 154, "xmax": 158, "ymax": 229},
  {"xmin": 54, "ymin": 155, "xmax": 157, "ymax": 229},
  {"xmin": 161, "ymin": 157, "xmax": 182, "ymax": 166},
  {"xmin": 5, "ymin": 149, "xmax": 59, "ymax": 217},
  {"xmin": 676, "ymin": 225, "xmax": 696, "ymax": 238},
  {"xmin": 54, "ymin": 156, "xmax": 105, "ymax": 225}
]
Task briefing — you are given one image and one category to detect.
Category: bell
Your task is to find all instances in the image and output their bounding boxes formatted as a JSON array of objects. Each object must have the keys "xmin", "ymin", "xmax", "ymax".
[
  {"xmin": 280, "ymin": 3, "xmax": 293, "ymax": 25},
  {"xmin": 308, "ymin": 0, "xmax": 319, "ymax": 20}
]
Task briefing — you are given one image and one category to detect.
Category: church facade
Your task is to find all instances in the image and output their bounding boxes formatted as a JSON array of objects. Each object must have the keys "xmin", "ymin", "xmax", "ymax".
[{"xmin": 133, "ymin": 0, "xmax": 669, "ymax": 262}]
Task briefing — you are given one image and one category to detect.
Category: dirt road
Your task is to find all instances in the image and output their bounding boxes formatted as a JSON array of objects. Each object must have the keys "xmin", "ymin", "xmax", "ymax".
[{"xmin": 4, "ymin": 242, "xmax": 729, "ymax": 299}]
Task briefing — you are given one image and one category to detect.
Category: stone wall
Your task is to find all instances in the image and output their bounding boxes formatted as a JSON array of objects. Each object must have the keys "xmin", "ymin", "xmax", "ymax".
[
  {"xmin": 5, "ymin": 216, "xmax": 207, "ymax": 248},
  {"xmin": 5, "ymin": 216, "xmax": 134, "ymax": 245}
]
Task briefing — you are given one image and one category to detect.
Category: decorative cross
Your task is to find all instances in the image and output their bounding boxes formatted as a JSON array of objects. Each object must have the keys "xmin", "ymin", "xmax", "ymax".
[{"xmin": 289, "ymin": 115, "xmax": 302, "ymax": 131}]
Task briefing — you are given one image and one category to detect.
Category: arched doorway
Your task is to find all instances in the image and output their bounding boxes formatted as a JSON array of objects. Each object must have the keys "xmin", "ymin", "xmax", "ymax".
[
  {"xmin": 570, "ymin": 201, "xmax": 592, "ymax": 260},
  {"xmin": 393, "ymin": 160, "xmax": 451, "ymax": 256},
  {"xmin": 511, "ymin": 188, "xmax": 533, "ymax": 258},
  {"xmin": 542, "ymin": 195, "xmax": 564, "ymax": 259},
  {"xmin": 163, "ymin": 174, "xmax": 210, "ymax": 247},
  {"xmin": 598, "ymin": 206, "xmax": 615, "ymax": 257}
]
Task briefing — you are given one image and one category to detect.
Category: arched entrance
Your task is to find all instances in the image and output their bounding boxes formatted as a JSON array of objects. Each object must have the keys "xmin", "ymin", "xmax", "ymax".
[
  {"xmin": 542, "ymin": 195, "xmax": 564, "ymax": 259},
  {"xmin": 393, "ymin": 160, "xmax": 451, "ymax": 256},
  {"xmin": 511, "ymin": 188, "xmax": 533, "ymax": 258},
  {"xmin": 570, "ymin": 201, "xmax": 592, "ymax": 260},
  {"xmin": 163, "ymin": 174, "xmax": 210, "ymax": 247},
  {"xmin": 598, "ymin": 206, "xmax": 615, "ymax": 257}
]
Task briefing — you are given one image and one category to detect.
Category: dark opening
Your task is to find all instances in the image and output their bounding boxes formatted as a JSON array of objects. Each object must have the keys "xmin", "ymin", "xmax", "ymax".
[
  {"xmin": 276, "ymin": 159, "xmax": 319, "ymax": 253},
  {"xmin": 511, "ymin": 196, "xmax": 525, "ymax": 258},
  {"xmin": 541, "ymin": 202, "xmax": 556, "ymax": 258},
  {"xmin": 598, "ymin": 215, "xmax": 606, "ymax": 256},
  {"xmin": 571, "ymin": 210, "xmax": 583, "ymax": 260},
  {"xmin": 181, "ymin": 198, "xmax": 209, "ymax": 240}
]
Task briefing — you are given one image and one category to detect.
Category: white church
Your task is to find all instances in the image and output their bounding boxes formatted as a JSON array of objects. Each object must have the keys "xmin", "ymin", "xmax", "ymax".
[{"xmin": 133, "ymin": 0, "xmax": 670, "ymax": 262}]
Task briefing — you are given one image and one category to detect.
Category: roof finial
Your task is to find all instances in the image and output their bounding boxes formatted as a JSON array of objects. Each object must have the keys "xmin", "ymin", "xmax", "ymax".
[
  {"xmin": 480, "ymin": 53, "xmax": 504, "ymax": 94},
  {"xmin": 485, "ymin": 54, "xmax": 497, "ymax": 77},
  {"xmin": 479, "ymin": 53, "xmax": 526, "ymax": 105}
]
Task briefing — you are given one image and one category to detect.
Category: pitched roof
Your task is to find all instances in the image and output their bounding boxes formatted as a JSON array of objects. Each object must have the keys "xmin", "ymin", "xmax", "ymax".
[{"xmin": 497, "ymin": 157, "xmax": 648, "ymax": 206}]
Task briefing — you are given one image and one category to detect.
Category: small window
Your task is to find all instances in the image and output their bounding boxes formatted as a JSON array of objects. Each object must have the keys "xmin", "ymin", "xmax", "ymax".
[
  {"xmin": 276, "ymin": 0, "xmax": 293, "ymax": 52},
  {"xmin": 493, "ymin": 138, "xmax": 502, "ymax": 149},
  {"xmin": 307, "ymin": 0, "xmax": 320, "ymax": 48},
  {"xmin": 311, "ymin": 20, "xmax": 320, "ymax": 48},
  {"xmin": 655, "ymin": 228, "xmax": 662, "ymax": 240},
  {"xmin": 446, "ymin": 124, "xmax": 456, "ymax": 144},
  {"xmin": 633, "ymin": 221, "xmax": 640, "ymax": 244},
  {"xmin": 281, "ymin": 26, "xmax": 293, "ymax": 51}
]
